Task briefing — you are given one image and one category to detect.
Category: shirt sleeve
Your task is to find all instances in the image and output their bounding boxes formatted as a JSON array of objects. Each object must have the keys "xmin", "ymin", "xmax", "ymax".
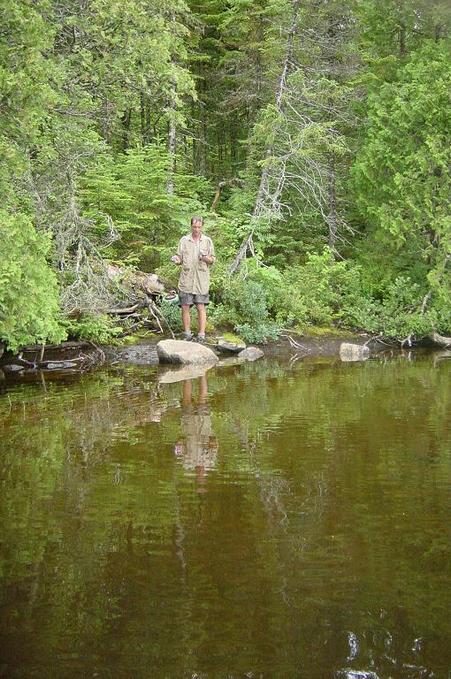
[{"xmin": 176, "ymin": 237, "xmax": 184, "ymax": 261}]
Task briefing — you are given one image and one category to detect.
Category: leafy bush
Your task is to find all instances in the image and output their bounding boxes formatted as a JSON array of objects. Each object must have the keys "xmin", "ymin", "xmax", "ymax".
[
  {"xmin": 64, "ymin": 314, "xmax": 122, "ymax": 344},
  {"xmin": 272, "ymin": 249, "xmax": 357, "ymax": 327},
  {"xmin": 0, "ymin": 211, "xmax": 66, "ymax": 351},
  {"xmin": 159, "ymin": 298, "xmax": 184, "ymax": 333},
  {"xmin": 211, "ymin": 278, "xmax": 279, "ymax": 343},
  {"xmin": 350, "ymin": 276, "xmax": 450, "ymax": 339}
]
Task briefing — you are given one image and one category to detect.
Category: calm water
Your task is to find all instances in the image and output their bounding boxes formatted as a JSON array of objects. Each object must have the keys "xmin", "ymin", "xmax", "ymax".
[{"xmin": 0, "ymin": 352, "xmax": 450, "ymax": 678}]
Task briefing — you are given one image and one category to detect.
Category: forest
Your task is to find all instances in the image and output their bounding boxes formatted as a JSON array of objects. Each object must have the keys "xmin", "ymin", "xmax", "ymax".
[{"xmin": 0, "ymin": 0, "xmax": 450, "ymax": 350}]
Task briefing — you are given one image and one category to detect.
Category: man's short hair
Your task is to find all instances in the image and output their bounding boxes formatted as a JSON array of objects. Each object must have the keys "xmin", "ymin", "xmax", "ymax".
[{"xmin": 191, "ymin": 215, "xmax": 204, "ymax": 226}]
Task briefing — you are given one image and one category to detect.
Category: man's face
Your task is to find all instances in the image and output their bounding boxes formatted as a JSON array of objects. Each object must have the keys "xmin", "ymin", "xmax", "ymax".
[{"xmin": 191, "ymin": 220, "xmax": 203, "ymax": 238}]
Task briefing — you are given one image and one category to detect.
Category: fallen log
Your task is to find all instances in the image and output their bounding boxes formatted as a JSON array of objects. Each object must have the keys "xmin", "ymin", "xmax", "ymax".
[
  {"xmin": 108, "ymin": 303, "xmax": 141, "ymax": 314},
  {"xmin": 429, "ymin": 332, "xmax": 451, "ymax": 348}
]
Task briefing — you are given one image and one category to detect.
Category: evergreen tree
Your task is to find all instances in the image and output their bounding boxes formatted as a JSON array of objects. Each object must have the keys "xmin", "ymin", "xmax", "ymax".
[
  {"xmin": 0, "ymin": 211, "xmax": 65, "ymax": 351},
  {"xmin": 352, "ymin": 41, "xmax": 450, "ymax": 328}
]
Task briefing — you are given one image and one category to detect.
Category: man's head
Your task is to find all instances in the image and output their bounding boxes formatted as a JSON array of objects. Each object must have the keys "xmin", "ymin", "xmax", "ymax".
[{"xmin": 191, "ymin": 215, "xmax": 203, "ymax": 238}]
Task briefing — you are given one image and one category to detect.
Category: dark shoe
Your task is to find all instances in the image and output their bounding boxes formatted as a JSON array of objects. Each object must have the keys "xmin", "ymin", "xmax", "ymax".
[
  {"xmin": 196, "ymin": 334, "xmax": 206, "ymax": 344},
  {"xmin": 181, "ymin": 332, "xmax": 193, "ymax": 341}
]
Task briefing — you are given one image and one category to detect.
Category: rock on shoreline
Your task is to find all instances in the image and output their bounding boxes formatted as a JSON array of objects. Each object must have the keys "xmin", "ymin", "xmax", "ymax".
[{"xmin": 156, "ymin": 339, "xmax": 219, "ymax": 365}]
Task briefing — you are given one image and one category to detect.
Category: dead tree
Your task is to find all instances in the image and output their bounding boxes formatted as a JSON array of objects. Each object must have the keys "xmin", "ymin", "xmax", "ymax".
[{"xmin": 229, "ymin": 0, "xmax": 301, "ymax": 274}]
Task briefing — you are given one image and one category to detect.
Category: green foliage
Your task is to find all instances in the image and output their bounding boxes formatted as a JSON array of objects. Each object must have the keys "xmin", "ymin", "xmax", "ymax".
[
  {"xmin": 272, "ymin": 249, "xmax": 356, "ymax": 327},
  {"xmin": 211, "ymin": 277, "xmax": 279, "ymax": 344},
  {"xmin": 0, "ymin": 0, "xmax": 449, "ymax": 346},
  {"xmin": 81, "ymin": 146, "xmax": 210, "ymax": 270},
  {"xmin": 0, "ymin": 211, "xmax": 66, "ymax": 351},
  {"xmin": 343, "ymin": 275, "xmax": 451, "ymax": 339},
  {"xmin": 64, "ymin": 314, "xmax": 122, "ymax": 344},
  {"xmin": 351, "ymin": 41, "xmax": 451, "ymax": 287},
  {"xmin": 0, "ymin": 0, "xmax": 58, "ymax": 205},
  {"xmin": 158, "ymin": 298, "xmax": 184, "ymax": 334}
]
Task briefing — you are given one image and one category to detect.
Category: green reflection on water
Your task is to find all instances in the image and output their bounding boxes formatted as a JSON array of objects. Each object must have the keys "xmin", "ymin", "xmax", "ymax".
[{"xmin": 0, "ymin": 355, "xmax": 450, "ymax": 678}]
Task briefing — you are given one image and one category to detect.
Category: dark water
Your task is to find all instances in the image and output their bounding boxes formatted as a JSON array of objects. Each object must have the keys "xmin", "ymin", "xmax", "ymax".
[{"xmin": 0, "ymin": 352, "xmax": 450, "ymax": 679}]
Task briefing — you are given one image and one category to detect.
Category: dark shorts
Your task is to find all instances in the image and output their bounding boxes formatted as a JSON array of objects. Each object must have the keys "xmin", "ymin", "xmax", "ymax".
[{"xmin": 178, "ymin": 290, "xmax": 210, "ymax": 307}]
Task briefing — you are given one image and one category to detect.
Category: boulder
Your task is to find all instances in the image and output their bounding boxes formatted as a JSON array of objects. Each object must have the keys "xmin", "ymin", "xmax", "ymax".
[
  {"xmin": 237, "ymin": 346, "xmax": 264, "ymax": 362},
  {"xmin": 114, "ymin": 344, "xmax": 159, "ymax": 365},
  {"xmin": 216, "ymin": 339, "xmax": 246, "ymax": 354},
  {"xmin": 157, "ymin": 339, "xmax": 219, "ymax": 365},
  {"xmin": 339, "ymin": 342, "xmax": 369, "ymax": 362}
]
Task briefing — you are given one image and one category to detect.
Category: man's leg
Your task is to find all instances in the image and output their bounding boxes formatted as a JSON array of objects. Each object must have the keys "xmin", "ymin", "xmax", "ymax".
[
  {"xmin": 196, "ymin": 304, "xmax": 207, "ymax": 337},
  {"xmin": 181, "ymin": 304, "xmax": 192, "ymax": 337},
  {"xmin": 182, "ymin": 379, "xmax": 192, "ymax": 406}
]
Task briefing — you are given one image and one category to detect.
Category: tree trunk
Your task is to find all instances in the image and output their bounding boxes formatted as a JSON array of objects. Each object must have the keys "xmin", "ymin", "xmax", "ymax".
[
  {"xmin": 140, "ymin": 92, "xmax": 146, "ymax": 144},
  {"xmin": 121, "ymin": 107, "xmax": 132, "ymax": 152},
  {"xmin": 167, "ymin": 116, "xmax": 176, "ymax": 195},
  {"xmin": 327, "ymin": 154, "xmax": 338, "ymax": 254}
]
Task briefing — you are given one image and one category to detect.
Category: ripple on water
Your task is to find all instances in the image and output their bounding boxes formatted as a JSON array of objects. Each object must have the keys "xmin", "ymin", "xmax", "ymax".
[{"xmin": 0, "ymin": 355, "xmax": 450, "ymax": 678}]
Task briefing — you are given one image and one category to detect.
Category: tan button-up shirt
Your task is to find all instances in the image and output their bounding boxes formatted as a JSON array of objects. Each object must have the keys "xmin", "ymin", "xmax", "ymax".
[{"xmin": 177, "ymin": 233, "xmax": 215, "ymax": 295}]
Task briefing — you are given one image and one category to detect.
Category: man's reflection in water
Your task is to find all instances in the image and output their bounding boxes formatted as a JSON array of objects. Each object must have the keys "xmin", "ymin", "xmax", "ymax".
[{"xmin": 174, "ymin": 375, "xmax": 218, "ymax": 492}]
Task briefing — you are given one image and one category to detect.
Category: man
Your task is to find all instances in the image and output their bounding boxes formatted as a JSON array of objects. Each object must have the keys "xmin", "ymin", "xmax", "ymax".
[{"xmin": 171, "ymin": 216, "xmax": 215, "ymax": 342}]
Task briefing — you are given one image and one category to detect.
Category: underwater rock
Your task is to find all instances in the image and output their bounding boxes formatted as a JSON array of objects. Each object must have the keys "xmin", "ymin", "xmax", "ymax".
[
  {"xmin": 237, "ymin": 347, "xmax": 264, "ymax": 362},
  {"xmin": 339, "ymin": 342, "xmax": 370, "ymax": 362}
]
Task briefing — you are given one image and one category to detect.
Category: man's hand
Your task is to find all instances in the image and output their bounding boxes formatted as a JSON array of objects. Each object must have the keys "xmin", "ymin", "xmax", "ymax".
[
  {"xmin": 171, "ymin": 255, "xmax": 181, "ymax": 265},
  {"xmin": 200, "ymin": 254, "xmax": 214, "ymax": 265}
]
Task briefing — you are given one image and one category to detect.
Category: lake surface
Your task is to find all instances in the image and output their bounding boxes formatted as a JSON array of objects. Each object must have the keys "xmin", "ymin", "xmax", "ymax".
[{"xmin": 0, "ymin": 352, "xmax": 450, "ymax": 678}]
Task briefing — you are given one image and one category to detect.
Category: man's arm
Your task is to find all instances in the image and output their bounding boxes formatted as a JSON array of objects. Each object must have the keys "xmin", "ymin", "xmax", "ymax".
[
  {"xmin": 200, "ymin": 238, "xmax": 215, "ymax": 266},
  {"xmin": 171, "ymin": 238, "xmax": 183, "ymax": 264}
]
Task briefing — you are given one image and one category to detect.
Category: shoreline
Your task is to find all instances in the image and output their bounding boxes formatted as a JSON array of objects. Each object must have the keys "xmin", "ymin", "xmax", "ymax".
[{"xmin": 1, "ymin": 331, "xmax": 447, "ymax": 383}]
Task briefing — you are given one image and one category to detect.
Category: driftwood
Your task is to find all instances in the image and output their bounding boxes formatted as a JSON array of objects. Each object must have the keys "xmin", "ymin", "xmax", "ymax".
[
  {"xmin": 106, "ymin": 264, "xmax": 165, "ymax": 296},
  {"xmin": 108, "ymin": 303, "xmax": 142, "ymax": 315},
  {"xmin": 3, "ymin": 344, "xmax": 105, "ymax": 372},
  {"xmin": 104, "ymin": 264, "xmax": 177, "ymax": 336},
  {"xmin": 429, "ymin": 332, "xmax": 451, "ymax": 348}
]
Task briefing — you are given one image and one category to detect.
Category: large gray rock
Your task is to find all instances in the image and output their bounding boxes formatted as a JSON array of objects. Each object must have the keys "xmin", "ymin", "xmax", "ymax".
[
  {"xmin": 237, "ymin": 346, "xmax": 264, "ymax": 362},
  {"xmin": 157, "ymin": 339, "xmax": 219, "ymax": 365},
  {"xmin": 339, "ymin": 342, "xmax": 369, "ymax": 362},
  {"xmin": 114, "ymin": 344, "xmax": 159, "ymax": 365}
]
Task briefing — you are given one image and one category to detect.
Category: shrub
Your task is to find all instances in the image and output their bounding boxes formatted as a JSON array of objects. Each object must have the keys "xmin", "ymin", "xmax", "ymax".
[
  {"xmin": 211, "ymin": 278, "xmax": 279, "ymax": 343},
  {"xmin": 64, "ymin": 314, "xmax": 122, "ymax": 344},
  {"xmin": 0, "ymin": 211, "xmax": 66, "ymax": 351},
  {"xmin": 159, "ymin": 298, "xmax": 184, "ymax": 333}
]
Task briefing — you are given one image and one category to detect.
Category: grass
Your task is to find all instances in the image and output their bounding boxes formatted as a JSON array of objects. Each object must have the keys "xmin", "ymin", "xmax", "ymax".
[{"xmin": 295, "ymin": 324, "xmax": 361, "ymax": 338}]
